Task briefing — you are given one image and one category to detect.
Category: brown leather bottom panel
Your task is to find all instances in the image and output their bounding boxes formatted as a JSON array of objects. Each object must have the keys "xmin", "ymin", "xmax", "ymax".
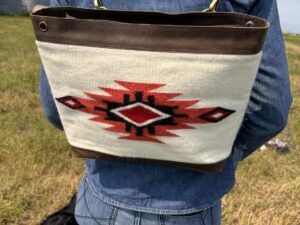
[{"xmin": 72, "ymin": 147, "xmax": 227, "ymax": 173}]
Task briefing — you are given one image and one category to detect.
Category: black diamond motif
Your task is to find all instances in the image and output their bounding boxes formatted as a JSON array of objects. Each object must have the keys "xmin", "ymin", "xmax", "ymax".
[
  {"xmin": 199, "ymin": 107, "xmax": 235, "ymax": 123},
  {"xmin": 56, "ymin": 96, "xmax": 86, "ymax": 109}
]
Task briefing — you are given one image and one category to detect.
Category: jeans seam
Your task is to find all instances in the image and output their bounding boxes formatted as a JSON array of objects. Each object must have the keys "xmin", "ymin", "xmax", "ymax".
[
  {"xmin": 76, "ymin": 175, "xmax": 87, "ymax": 205},
  {"xmin": 83, "ymin": 184, "xmax": 102, "ymax": 225},
  {"xmin": 201, "ymin": 210, "xmax": 208, "ymax": 225},
  {"xmin": 109, "ymin": 207, "xmax": 118, "ymax": 225},
  {"xmin": 210, "ymin": 205, "xmax": 214, "ymax": 225},
  {"xmin": 134, "ymin": 211, "xmax": 141, "ymax": 225},
  {"xmin": 159, "ymin": 215, "xmax": 165, "ymax": 225}
]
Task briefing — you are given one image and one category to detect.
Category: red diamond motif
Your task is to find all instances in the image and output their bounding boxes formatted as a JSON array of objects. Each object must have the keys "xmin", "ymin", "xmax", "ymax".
[
  {"xmin": 119, "ymin": 105, "xmax": 161, "ymax": 124},
  {"xmin": 110, "ymin": 102, "xmax": 171, "ymax": 127}
]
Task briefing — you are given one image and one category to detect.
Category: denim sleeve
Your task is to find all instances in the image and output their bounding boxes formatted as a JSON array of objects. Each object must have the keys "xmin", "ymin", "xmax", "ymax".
[
  {"xmin": 38, "ymin": 0, "xmax": 69, "ymax": 130},
  {"xmin": 49, "ymin": 0, "xmax": 69, "ymax": 7},
  {"xmin": 233, "ymin": 0, "xmax": 293, "ymax": 160}
]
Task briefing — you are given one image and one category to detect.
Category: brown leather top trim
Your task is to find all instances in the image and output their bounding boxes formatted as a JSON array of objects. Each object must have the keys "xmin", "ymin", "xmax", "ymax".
[
  {"xmin": 72, "ymin": 146, "xmax": 227, "ymax": 173},
  {"xmin": 31, "ymin": 7, "xmax": 269, "ymax": 54}
]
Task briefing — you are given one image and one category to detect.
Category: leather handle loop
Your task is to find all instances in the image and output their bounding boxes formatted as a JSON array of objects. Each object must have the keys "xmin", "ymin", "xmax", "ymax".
[
  {"xmin": 93, "ymin": 0, "xmax": 106, "ymax": 10},
  {"xmin": 202, "ymin": 0, "xmax": 220, "ymax": 12},
  {"xmin": 93, "ymin": 0, "xmax": 220, "ymax": 12}
]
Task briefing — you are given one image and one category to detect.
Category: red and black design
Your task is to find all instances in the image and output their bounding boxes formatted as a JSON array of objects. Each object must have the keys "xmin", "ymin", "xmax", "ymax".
[{"xmin": 56, "ymin": 81, "xmax": 235, "ymax": 143}]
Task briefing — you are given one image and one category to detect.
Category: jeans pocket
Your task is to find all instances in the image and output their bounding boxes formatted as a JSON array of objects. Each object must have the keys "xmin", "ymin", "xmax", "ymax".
[
  {"xmin": 165, "ymin": 201, "xmax": 221, "ymax": 225},
  {"xmin": 166, "ymin": 210, "xmax": 208, "ymax": 224},
  {"xmin": 75, "ymin": 175, "xmax": 118, "ymax": 225},
  {"xmin": 169, "ymin": 210, "xmax": 204, "ymax": 217}
]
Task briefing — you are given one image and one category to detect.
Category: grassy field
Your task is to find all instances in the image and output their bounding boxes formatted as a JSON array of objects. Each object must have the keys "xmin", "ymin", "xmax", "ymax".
[{"xmin": 0, "ymin": 16, "xmax": 299, "ymax": 225}]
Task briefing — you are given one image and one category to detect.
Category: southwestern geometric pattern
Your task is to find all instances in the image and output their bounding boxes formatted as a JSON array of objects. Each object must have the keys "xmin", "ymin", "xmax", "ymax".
[{"xmin": 56, "ymin": 81, "xmax": 235, "ymax": 144}]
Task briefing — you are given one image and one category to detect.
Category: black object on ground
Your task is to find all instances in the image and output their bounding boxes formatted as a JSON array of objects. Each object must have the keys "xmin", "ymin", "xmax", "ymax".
[{"xmin": 40, "ymin": 194, "xmax": 78, "ymax": 225}]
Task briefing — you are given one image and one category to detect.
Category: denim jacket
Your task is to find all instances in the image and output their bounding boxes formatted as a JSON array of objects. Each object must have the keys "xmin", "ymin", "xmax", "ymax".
[{"xmin": 39, "ymin": 0, "xmax": 292, "ymax": 214}]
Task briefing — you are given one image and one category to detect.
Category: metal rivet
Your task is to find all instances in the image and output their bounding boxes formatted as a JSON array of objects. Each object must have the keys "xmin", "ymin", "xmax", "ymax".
[
  {"xmin": 39, "ymin": 21, "xmax": 48, "ymax": 32},
  {"xmin": 245, "ymin": 20, "xmax": 255, "ymax": 27}
]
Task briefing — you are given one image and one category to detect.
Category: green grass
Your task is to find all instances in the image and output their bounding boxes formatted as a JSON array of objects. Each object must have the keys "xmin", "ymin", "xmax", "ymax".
[
  {"xmin": 221, "ymin": 35, "xmax": 300, "ymax": 225},
  {"xmin": 0, "ymin": 16, "xmax": 84, "ymax": 224},
  {"xmin": 0, "ymin": 16, "xmax": 299, "ymax": 225}
]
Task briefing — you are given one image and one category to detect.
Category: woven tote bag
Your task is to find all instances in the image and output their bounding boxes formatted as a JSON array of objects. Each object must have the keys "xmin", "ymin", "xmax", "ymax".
[{"xmin": 31, "ymin": 0, "xmax": 269, "ymax": 173}]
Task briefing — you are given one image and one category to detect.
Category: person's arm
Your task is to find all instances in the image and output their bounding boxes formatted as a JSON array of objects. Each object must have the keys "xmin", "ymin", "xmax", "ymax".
[
  {"xmin": 233, "ymin": 0, "xmax": 293, "ymax": 160},
  {"xmin": 39, "ymin": 0, "xmax": 69, "ymax": 130}
]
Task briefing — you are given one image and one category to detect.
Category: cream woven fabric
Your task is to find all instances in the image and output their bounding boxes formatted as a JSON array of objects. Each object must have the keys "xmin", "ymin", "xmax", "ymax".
[{"xmin": 37, "ymin": 41, "xmax": 262, "ymax": 164}]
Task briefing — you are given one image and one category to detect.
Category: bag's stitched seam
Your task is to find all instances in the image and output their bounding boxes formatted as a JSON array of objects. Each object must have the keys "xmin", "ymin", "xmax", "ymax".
[
  {"xmin": 36, "ymin": 7, "xmax": 267, "ymax": 25},
  {"xmin": 36, "ymin": 38, "xmax": 262, "ymax": 54},
  {"xmin": 40, "ymin": 16, "xmax": 268, "ymax": 31},
  {"xmin": 34, "ymin": 14, "xmax": 269, "ymax": 31}
]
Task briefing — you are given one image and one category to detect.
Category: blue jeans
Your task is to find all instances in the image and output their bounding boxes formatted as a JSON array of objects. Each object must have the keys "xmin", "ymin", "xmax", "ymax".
[{"xmin": 75, "ymin": 175, "xmax": 221, "ymax": 225}]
